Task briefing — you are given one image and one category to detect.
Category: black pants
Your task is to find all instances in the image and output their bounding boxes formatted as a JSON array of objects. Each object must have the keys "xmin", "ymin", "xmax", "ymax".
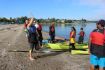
[
  {"xmin": 69, "ymin": 43, "xmax": 75, "ymax": 52},
  {"xmin": 78, "ymin": 36, "xmax": 84, "ymax": 44},
  {"xmin": 29, "ymin": 42, "xmax": 39, "ymax": 52},
  {"xmin": 37, "ymin": 30, "xmax": 43, "ymax": 46},
  {"xmin": 39, "ymin": 39, "xmax": 42, "ymax": 46},
  {"xmin": 50, "ymin": 35, "xmax": 55, "ymax": 43}
]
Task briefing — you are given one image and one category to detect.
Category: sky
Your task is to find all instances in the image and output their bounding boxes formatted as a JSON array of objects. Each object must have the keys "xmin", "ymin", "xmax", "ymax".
[{"xmin": 0, "ymin": 0, "xmax": 105, "ymax": 20}]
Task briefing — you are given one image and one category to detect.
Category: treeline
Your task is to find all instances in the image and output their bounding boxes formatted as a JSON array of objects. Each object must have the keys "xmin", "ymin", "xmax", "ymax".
[
  {"xmin": 0, "ymin": 16, "xmax": 27, "ymax": 24},
  {"xmin": 0, "ymin": 16, "xmax": 87, "ymax": 24}
]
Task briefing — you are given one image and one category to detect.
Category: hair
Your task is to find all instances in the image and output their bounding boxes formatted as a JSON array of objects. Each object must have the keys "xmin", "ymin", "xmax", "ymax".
[
  {"xmin": 72, "ymin": 27, "xmax": 76, "ymax": 32},
  {"xmin": 97, "ymin": 20, "xmax": 105, "ymax": 27},
  {"xmin": 81, "ymin": 28, "xmax": 83, "ymax": 30},
  {"xmin": 37, "ymin": 20, "xmax": 40, "ymax": 23}
]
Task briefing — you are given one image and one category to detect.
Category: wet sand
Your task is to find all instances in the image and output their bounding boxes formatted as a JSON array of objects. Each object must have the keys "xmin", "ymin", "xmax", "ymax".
[{"xmin": 0, "ymin": 24, "xmax": 89, "ymax": 70}]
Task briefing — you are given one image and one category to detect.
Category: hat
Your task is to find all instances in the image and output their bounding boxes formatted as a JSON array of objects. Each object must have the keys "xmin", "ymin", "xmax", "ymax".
[{"xmin": 97, "ymin": 20, "xmax": 105, "ymax": 27}]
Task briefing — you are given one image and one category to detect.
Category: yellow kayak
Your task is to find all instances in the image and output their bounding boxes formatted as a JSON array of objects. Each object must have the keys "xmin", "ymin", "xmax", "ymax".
[
  {"xmin": 71, "ymin": 50, "xmax": 89, "ymax": 55},
  {"xmin": 47, "ymin": 43, "xmax": 88, "ymax": 50}
]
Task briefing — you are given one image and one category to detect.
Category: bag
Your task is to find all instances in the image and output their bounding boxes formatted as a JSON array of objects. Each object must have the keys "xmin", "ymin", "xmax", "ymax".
[
  {"xmin": 28, "ymin": 25, "xmax": 36, "ymax": 33},
  {"xmin": 28, "ymin": 25, "xmax": 38, "ymax": 43}
]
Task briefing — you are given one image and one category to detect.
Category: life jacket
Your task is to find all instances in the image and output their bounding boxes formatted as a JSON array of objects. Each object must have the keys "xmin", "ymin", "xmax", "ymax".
[
  {"xmin": 24, "ymin": 23, "xmax": 28, "ymax": 29},
  {"xmin": 90, "ymin": 29, "xmax": 105, "ymax": 57},
  {"xmin": 90, "ymin": 29, "xmax": 105, "ymax": 46},
  {"xmin": 70, "ymin": 31, "xmax": 76, "ymax": 38},
  {"xmin": 28, "ymin": 25, "xmax": 36, "ymax": 33},
  {"xmin": 28, "ymin": 25, "xmax": 38, "ymax": 43},
  {"xmin": 79, "ymin": 31, "xmax": 84, "ymax": 37},
  {"xmin": 51, "ymin": 26, "xmax": 55, "ymax": 32},
  {"xmin": 37, "ymin": 24, "xmax": 42, "ymax": 31}
]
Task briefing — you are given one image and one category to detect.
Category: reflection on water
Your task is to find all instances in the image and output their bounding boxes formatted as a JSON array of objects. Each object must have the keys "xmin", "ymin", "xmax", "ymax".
[{"xmin": 42, "ymin": 23, "xmax": 96, "ymax": 42}]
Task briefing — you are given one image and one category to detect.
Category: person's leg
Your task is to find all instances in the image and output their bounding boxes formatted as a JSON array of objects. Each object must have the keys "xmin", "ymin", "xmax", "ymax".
[
  {"xmin": 50, "ymin": 35, "xmax": 53, "ymax": 43},
  {"xmin": 90, "ymin": 54, "xmax": 98, "ymax": 70},
  {"xmin": 53, "ymin": 35, "xmax": 55, "ymax": 43},
  {"xmin": 99, "ymin": 58, "xmax": 105, "ymax": 70},
  {"xmin": 69, "ymin": 43, "xmax": 72, "ymax": 52},
  {"xmin": 34, "ymin": 42, "xmax": 39, "ymax": 57},
  {"xmin": 78, "ymin": 36, "xmax": 81, "ymax": 44},
  {"xmin": 99, "ymin": 68, "xmax": 104, "ymax": 70},
  {"xmin": 39, "ymin": 39, "xmax": 42, "ymax": 46},
  {"xmin": 90, "ymin": 65, "xmax": 95, "ymax": 70},
  {"xmin": 81, "ymin": 36, "xmax": 84, "ymax": 44},
  {"xmin": 35, "ymin": 41, "xmax": 39, "ymax": 51},
  {"xmin": 52, "ymin": 35, "xmax": 55, "ymax": 43},
  {"xmin": 72, "ymin": 43, "xmax": 75, "ymax": 50},
  {"xmin": 29, "ymin": 43, "xmax": 35, "ymax": 60},
  {"xmin": 40, "ymin": 40, "xmax": 43, "ymax": 48}
]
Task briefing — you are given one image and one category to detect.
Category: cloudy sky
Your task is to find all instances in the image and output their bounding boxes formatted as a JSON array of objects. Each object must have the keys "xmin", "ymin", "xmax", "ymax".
[{"xmin": 0, "ymin": 0, "xmax": 105, "ymax": 20}]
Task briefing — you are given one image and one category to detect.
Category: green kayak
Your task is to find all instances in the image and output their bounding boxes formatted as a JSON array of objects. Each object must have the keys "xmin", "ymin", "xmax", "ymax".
[
  {"xmin": 47, "ymin": 43, "xmax": 88, "ymax": 50},
  {"xmin": 71, "ymin": 49, "xmax": 89, "ymax": 55}
]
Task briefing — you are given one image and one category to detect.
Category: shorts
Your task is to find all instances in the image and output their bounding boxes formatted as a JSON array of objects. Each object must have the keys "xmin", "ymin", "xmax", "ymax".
[
  {"xmin": 29, "ymin": 42, "xmax": 39, "ymax": 51},
  {"xmin": 90, "ymin": 54, "xmax": 105, "ymax": 68}
]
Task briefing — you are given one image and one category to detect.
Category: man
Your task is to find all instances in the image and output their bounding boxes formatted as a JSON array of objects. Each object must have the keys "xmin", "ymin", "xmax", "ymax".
[
  {"xmin": 78, "ymin": 28, "xmax": 85, "ymax": 44},
  {"xmin": 89, "ymin": 20, "xmax": 105, "ymax": 70},
  {"xmin": 37, "ymin": 20, "xmax": 43, "ymax": 47}
]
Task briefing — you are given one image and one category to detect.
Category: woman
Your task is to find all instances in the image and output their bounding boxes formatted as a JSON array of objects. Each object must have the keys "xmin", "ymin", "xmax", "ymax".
[
  {"xmin": 27, "ymin": 18, "xmax": 39, "ymax": 60},
  {"xmin": 49, "ymin": 22, "xmax": 55, "ymax": 43},
  {"xmin": 69, "ymin": 27, "xmax": 76, "ymax": 51}
]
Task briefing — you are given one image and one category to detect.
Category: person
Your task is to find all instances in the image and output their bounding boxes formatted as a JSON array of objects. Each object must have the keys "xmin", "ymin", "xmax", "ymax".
[
  {"xmin": 89, "ymin": 20, "xmax": 105, "ymax": 70},
  {"xmin": 27, "ymin": 18, "xmax": 39, "ymax": 60},
  {"xmin": 78, "ymin": 28, "xmax": 85, "ymax": 44},
  {"xmin": 49, "ymin": 22, "xmax": 55, "ymax": 43},
  {"xmin": 37, "ymin": 20, "xmax": 43, "ymax": 47},
  {"xmin": 24, "ymin": 19, "xmax": 29, "ymax": 37},
  {"xmin": 69, "ymin": 27, "xmax": 76, "ymax": 51}
]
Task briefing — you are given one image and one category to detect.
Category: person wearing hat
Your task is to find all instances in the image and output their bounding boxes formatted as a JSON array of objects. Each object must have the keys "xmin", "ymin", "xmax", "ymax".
[{"xmin": 89, "ymin": 20, "xmax": 105, "ymax": 70}]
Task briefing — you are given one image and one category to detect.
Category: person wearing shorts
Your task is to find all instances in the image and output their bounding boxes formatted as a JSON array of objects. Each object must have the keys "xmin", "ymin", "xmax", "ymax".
[{"xmin": 89, "ymin": 20, "xmax": 105, "ymax": 70}]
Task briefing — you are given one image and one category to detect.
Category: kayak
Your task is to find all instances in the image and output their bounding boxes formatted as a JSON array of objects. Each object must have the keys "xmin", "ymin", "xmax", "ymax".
[
  {"xmin": 71, "ymin": 49, "xmax": 89, "ymax": 55},
  {"xmin": 47, "ymin": 43, "xmax": 69, "ymax": 49},
  {"xmin": 47, "ymin": 43, "xmax": 88, "ymax": 50}
]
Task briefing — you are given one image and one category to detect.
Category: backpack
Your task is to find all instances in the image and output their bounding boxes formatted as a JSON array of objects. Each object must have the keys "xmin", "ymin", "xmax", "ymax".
[
  {"xmin": 28, "ymin": 25, "xmax": 38, "ymax": 43},
  {"xmin": 28, "ymin": 25, "xmax": 36, "ymax": 33}
]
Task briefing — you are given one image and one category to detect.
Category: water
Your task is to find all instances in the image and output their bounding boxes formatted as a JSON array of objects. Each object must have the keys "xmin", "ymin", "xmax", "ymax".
[{"xmin": 42, "ymin": 23, "xmax": 96, "ymax": 42}]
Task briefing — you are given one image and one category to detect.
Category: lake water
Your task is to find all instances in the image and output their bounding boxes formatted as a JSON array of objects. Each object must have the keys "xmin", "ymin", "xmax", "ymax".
[{"xmin": 42, "ymin": 23, "xmax": 96, "ymax": 42}]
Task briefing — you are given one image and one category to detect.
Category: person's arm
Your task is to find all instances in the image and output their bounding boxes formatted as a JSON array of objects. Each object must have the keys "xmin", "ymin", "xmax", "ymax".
[
  {"xmin": 27, "ymin": 18, "xmax": 34, "ymax": 27},
  {"xmin": 36, "ymin": 29, "xmax": 39, "ymax": 37},
  {"xmin": 49, "ymin": 26, "xmax": 51, "ymax": 35},
  {"xmin": 84, "ymin": 32, "xmax": 86, "ymax": 36},
  {"xmin": 88, "ymin": 33, "xmax": 92, "ymax": 54}
]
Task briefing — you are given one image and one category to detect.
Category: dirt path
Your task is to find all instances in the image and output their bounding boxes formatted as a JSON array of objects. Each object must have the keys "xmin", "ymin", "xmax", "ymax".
[{"xmin": 0, "ymin": 24, "xmax": 89, "ymax": 70}]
